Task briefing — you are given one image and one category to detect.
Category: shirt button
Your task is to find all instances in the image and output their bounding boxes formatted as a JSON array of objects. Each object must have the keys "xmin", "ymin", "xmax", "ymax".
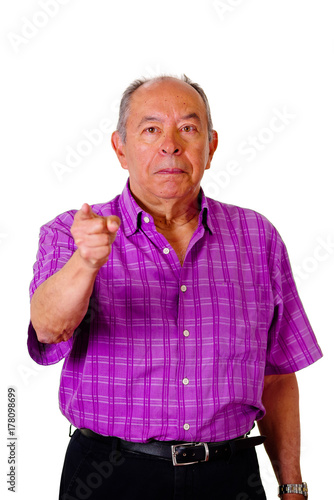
[
  {"xmin": 183, "ymin": 330, "xmax": 190, "ymax": 337},
  {"xmin": 180, "ymin": 285, "xmax": 187, "ymax": 292},
  {"xmin": 163, "ymin": 247, "xmax": 170, "ymax": 254},
  {"xmin": 143, "ymin": 216, "xmax": 150, "ymax": 223},
  {"xmin": 182, "ymin": 378, "xmax": 189, "ymax": 386},
  {"xmin": 183, "ymin": 423, "xmax": 190, "ymax": 431}
]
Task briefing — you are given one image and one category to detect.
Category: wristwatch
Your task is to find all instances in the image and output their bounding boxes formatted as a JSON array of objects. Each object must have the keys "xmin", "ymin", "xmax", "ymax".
[{"xmin": 278, "ymin": 482, "xmax": 308, "ymax": 497}]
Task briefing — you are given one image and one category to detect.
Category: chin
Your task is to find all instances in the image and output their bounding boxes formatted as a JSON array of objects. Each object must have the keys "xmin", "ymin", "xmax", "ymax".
[{"xmin": 154, "ymin": 185, "xmax": 196, "ymax": 200}]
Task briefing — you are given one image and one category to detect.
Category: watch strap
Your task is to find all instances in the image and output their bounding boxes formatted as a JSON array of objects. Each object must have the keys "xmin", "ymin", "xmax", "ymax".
[{"xmin": 278, "ymin": 482, "xmax": 308, "ymax": 497}]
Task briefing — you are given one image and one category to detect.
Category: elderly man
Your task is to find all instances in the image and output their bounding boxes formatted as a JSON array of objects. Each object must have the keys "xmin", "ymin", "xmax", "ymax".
[{"xmin": 28, "ymin": 75, "xmax": 322, "ymax": 499}]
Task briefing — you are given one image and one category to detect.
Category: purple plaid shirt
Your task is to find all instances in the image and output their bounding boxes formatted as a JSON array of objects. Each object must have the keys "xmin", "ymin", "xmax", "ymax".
[{"xmin": 28, "ymin": 181, "xmax": 322, "ymax": 443}]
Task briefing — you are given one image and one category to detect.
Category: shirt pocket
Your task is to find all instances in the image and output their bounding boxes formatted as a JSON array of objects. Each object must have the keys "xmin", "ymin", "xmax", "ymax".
[{"xmin": 214, "ymin": 281, "xmax": 272, "ymax": 362}]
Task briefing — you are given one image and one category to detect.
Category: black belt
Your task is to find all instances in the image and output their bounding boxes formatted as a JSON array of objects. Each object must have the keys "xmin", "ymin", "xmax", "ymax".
[{"xmin": 80, "ymin": 428, "xmax": 266, "ymax": 466}]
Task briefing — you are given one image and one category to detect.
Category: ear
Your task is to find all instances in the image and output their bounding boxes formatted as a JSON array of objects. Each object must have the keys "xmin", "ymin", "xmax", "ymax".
[
  {"xmin": 111, "ymin": 131, "xmax": 128, "ymax": 170},
  {"xmin": 205, "ymin": 130, "xmax": 218, "ymax": 170}
]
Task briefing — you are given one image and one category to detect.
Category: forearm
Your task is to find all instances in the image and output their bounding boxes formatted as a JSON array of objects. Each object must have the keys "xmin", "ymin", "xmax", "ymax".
[
  {"xmin": 30, "ymin": 249, "xmax": 99, "ymax": 344},
  {"xmin": 258, "ymin": 373, "xmax": 302, "ymax": 497}
]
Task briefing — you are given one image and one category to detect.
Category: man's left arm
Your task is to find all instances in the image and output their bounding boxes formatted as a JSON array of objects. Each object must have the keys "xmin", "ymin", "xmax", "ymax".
[{"xmin": 257, "ymin": 372, "xmax": 306, "ymax": 500}]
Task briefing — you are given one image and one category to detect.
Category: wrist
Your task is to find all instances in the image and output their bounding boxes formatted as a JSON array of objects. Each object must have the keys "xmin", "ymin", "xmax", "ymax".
[
  {"xmin": 74, "ymin": 249, "xmax": 103, "ymax": 274},
  {"xmin": 281, "ymin": 496, "xmax": 306, "ymax": 500}
]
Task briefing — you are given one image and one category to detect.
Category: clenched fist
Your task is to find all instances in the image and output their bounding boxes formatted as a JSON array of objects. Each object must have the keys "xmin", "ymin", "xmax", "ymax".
[{"xmin": 71, "ymin": 203, "xmax": 120, "ymax": 270}]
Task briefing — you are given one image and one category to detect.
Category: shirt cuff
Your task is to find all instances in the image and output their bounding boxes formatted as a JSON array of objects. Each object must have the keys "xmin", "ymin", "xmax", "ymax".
[{"xmin": 27, "ymin": 321, "xmax": 73, "ymax": 365}]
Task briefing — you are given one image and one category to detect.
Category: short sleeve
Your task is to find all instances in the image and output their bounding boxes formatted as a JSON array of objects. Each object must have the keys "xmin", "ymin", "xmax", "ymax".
[
  {"xmin": 27, "ymin": 212, "xmax": 77, "ymax": 365},
  {"xmin": 265, "ymin": 235, "xmax": 323, "ymax": 375}
]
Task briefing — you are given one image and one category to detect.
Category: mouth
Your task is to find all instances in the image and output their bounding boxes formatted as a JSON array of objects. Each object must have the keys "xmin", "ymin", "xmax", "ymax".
[{"xmin": 155, "ymin": 168, "xmax": 186, "ymax": 175}]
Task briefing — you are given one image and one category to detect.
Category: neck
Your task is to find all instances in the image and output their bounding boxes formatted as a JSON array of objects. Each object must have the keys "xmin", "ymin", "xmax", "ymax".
[
  {"xmin": 153, "ymin": 204, "xmax": 200, "ymax": 230},
  {"xmin": 130, "ymin": 188, "xmax": 201, "ymax": 230}
]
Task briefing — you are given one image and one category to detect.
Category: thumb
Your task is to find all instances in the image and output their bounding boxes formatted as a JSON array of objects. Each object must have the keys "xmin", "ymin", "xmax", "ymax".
[{"xmin": 106, "ymin": 215, "xmax": 121, "ymax": 233}]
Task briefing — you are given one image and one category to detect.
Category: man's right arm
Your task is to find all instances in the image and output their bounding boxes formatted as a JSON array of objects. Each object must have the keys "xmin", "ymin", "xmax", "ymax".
[{"xmin": 30, "ymin": 203, "xmax": 120, "ymax": 344}]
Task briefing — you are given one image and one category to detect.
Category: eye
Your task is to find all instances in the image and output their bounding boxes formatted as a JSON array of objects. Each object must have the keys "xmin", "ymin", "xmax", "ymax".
[
  {"xmin": 181, "ymin": 125, "xmax": 196, "ymax": 133},
  {"xmin": 145, "ymin": 127, "xmax": 159, "ymax": 134}
]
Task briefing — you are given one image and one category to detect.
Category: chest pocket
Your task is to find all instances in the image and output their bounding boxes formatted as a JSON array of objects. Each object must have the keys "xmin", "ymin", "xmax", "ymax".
[{"xmin": 214, "ymin": 281, "xmax": 272, "ymax": 361}]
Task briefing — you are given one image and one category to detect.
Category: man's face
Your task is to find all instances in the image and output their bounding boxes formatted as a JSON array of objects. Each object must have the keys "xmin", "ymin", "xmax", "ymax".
[{"xmin": 112, "ymin": 78, "xmax": 218, "ymax": 206}]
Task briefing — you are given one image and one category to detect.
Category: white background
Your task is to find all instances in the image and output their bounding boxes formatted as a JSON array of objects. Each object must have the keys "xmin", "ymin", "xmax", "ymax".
[{"xmin": 1, "ymin": 1, "xmax": 333, "ymax": 498}]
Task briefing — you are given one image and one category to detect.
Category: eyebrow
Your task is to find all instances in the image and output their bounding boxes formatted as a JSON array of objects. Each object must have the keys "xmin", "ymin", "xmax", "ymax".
[
  {"xmin": 180, "ymin": 113, "xmax": 201, "ymax": 122},
  {"xmin": 137, "ymin": 116, "xmax": 161, "ymax": 128},
  {"xmin": 137, "ymin": 113, "xmax": 202, "ymax": 129}
]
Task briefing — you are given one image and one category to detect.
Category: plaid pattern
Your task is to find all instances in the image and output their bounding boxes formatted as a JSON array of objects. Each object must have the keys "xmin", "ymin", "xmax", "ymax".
[{"xmin": 28, "ymin": 181, "xmax": 322, "ymax": 442}]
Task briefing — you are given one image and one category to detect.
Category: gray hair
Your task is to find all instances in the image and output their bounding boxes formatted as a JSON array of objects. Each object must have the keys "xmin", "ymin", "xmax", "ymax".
[{"xmin": 116, "ymin": 74, "xmax": 214, "ymax": 143}]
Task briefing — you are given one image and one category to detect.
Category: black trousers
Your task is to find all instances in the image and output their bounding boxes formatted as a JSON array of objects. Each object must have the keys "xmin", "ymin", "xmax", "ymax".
[{"xmin": 59, "ymin": 430, "xmax": 267, "ymax": 500}]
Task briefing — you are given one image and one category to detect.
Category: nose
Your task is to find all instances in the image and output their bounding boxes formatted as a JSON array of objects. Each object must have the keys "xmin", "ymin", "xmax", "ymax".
[{"xmin": 160, "ymin": 131, "xmax": 182, "ymax": 156}]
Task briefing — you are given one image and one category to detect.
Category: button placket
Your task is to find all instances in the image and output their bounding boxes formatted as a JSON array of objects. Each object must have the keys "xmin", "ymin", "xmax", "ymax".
[{"xmin": 178, "ymin": 269, "xmax": 194, "ymax": 439}]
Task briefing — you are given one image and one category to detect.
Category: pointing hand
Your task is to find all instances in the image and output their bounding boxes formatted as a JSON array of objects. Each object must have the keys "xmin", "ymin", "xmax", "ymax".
[{"xmin": 71, "ymin": 203, "xmax": 120, "ymax": 269}]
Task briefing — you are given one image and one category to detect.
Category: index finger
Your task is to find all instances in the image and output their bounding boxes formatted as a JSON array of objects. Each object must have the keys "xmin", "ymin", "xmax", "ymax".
[{"xmin": 76, "ymin": 203, "xmax": 99, "ymax": 221}]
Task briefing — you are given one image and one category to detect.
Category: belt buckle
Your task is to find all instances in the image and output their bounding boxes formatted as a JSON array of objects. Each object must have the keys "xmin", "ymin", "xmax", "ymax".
[{"xmin": 171, "ymin": 442, "xmax": 209, "ymax": 466}]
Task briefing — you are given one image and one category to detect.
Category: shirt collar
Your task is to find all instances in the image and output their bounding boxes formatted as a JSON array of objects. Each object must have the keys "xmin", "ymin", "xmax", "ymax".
[
  {"xmin": 197, "ymin": 188, "xmax": 213, "ymax": 234},
  {"xmin": 119, "ymin": 179, "xmax": 213, "ymax": 236},
  {"xmin": 118, "ymin": 180, "xmax": 144, "ymax": 237}
]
